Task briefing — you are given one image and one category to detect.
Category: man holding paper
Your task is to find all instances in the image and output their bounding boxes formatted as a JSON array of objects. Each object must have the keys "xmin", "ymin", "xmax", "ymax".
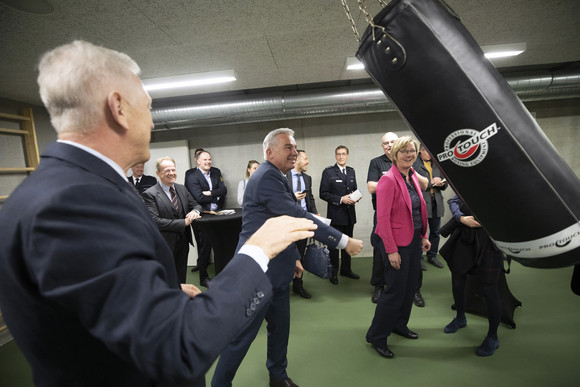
[{"xmin": 319, "ymin": 145, "xmax": 362, "ymax": 284}]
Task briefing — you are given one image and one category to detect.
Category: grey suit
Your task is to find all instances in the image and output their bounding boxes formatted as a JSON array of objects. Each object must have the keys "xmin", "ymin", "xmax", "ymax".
[{"xmin": 143, "ymin": 182, "xmax": 202, "ymax": 283}]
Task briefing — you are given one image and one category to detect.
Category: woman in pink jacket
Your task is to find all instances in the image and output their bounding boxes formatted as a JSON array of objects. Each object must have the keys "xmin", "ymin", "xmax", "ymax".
[{"xmin": 366, "ymin": 136, "xmax": 431, "ymax": 359}]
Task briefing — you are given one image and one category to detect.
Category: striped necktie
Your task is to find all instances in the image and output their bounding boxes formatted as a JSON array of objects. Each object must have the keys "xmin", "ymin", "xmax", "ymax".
[{"xmin": 169, "ymin": 186, "xmax": 179, "ymax": 210}]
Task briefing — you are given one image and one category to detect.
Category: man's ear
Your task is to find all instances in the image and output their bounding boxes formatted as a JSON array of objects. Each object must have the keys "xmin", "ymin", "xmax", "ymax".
[{"xmin": 107, "ymin": 91, "xmax": 130, "ymax": 131}]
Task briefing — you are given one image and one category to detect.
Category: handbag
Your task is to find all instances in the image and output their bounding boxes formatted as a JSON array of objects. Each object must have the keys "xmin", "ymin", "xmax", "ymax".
[{"xmin": 302, "ymin": 239, "xmax": 332, "ymax": 279}]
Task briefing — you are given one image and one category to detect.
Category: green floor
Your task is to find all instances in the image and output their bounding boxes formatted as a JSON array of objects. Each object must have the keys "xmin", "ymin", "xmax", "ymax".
[{"xmin": 1, "ymin": 257, "xmax": 579, "ymax": 386}]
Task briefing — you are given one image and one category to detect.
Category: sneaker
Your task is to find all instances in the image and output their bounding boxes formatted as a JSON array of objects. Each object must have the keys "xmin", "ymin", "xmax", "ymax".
[
  {"xmin": 444, "ymin": 317, "xmax": 467, "ymax": 333},
  {"xmin": 476, "ymin": 336, "xmax": 500, "ymax": 356}
]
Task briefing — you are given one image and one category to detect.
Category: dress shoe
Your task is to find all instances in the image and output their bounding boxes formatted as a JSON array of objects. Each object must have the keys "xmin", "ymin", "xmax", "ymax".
[
  {"xmin": 476, "ymin": 336, "xmax": 500, "ymax": 357},
  {"xmin": 392, "ymin": 329, "xmax": 419, "ymax": 339},
  {"xmin": 329, "ymin": 275, "xmax": 339, "ymax": 284},
  {"xmin": 190, "ymin": 265, "xmax": 199, "ymax": 272},
  {"xmin": 413, "ymin": 290, "xmax": 425, "ymax": 307},
  {"xmin": 292, "ymin": 278, "xmax": 311, "ymax": 299},
  {"xmin": 340, "ymin": 271, "xmax": 360, "ymax": 279},
  {"xmin": 427, "ymin": 256, "xmax": 444, "ymax": 268},
  {"xmin": 269, "ymin": 376, "xmax": 299, "ymax": 387},
  {"xmin": 372, "ymin": 343, "xmax": 394, "ymax": 358},
  {"xmin": 444, "ymin": 317, "xmax": 467, "ymax": 333},
  {"xmin": 371, "ymin": 286, "xmax": 384, "ymax": 303},
  {"xmin": 199, "ymin": 278, "xmax": 210, "ymax": 288},
  {"xmin": 420, "ymin": 259, "xmax": 427, "ymax": 271}
]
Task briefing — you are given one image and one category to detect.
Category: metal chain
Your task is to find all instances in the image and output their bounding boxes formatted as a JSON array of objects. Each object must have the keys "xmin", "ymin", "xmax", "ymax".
[
  {"xmin": 340, "ymin": 0, "xmax": 361, "ymax": 42},
  {"xmin": 357, "ymin": 0, "xmax": 386, "ymax": 41},
  {"xmin": 340, "ymin": 0, "xmax": 392, "ymax": 43}
]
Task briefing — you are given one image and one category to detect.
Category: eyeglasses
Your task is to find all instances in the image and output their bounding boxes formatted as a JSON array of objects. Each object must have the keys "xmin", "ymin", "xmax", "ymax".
[{"xmin": 399, "ymin": 149, "xmax": 417, "ymax": 155}]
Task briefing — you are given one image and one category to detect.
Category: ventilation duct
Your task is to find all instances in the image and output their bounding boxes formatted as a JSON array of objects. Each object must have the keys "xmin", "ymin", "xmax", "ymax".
[{"xmin": 152, "ymin": 68, "xmax": 580, "ymax": 131}]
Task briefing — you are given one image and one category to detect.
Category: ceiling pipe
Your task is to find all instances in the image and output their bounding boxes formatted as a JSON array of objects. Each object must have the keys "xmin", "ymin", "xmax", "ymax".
[{"xmin": 152, "ymin": 68, "xmax": 580, "ymax": 131}]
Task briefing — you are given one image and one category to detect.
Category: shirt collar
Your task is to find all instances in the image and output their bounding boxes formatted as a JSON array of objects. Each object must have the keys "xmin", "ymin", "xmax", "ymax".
[{"xmin": 58, "ymin": 140, "xmax": 127, "ymax": 181}]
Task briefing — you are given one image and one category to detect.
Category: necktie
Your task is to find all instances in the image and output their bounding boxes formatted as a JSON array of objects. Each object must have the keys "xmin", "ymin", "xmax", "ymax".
[
  {"xmin": 135, "ymin": 177, "xmax": 140, "ymax": 186},
  {"xmin": 169, "ymin": 186, "xmax": 179, "ymax": 210},
  {"xmin": 296, "ymin": 174, "xmax": 302, "ymax": 192}
]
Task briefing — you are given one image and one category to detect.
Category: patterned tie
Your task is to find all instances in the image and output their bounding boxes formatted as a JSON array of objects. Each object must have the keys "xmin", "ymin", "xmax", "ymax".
[
  {"xmin": 296, "ymin": 173, "xmax": 302, "ymax": 192},
  {"xmin": 169, "ymin": 186, "xmax": 179, "ymax": 210}
]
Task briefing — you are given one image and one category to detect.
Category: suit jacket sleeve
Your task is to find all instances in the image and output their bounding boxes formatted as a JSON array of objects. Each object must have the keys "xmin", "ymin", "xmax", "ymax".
[
  {"xmin": 142, "ymin": 188, "xmax": 187, "ymax": 232},
  {"xmin": 181, "ymin": 185, "xmax": 202, "ymax": 213},
  {"xmin": 305, "ymin": 174, "xmax": 318, "ymax": 214},
  {"xmin": 259, "ymin": 168, "xmax": 342, "ymax": 248},
  {"xmin": 26, "ymin": 182, "xmax": 273, "ymax": 382},
  {"xmin": 319, "ymin": 168, "xmax": 341, "ymax": 206}
]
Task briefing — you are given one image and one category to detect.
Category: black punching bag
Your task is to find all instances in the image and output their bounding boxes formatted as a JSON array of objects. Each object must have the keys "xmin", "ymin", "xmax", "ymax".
[{"xmin": 356, "ymin": 0, "xmax": 580, "ymax": 268}]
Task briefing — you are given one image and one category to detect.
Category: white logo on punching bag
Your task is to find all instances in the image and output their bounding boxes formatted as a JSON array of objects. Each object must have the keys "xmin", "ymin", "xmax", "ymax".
[{"xmin": 437, "ymin": 123, "xmax": 500, "ymax": 167}]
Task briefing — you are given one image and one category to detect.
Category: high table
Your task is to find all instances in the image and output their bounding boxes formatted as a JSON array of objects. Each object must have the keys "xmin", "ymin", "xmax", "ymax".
[{"xmin": 194, "ymin": 208, "xmax": 242, "ymax": 275}]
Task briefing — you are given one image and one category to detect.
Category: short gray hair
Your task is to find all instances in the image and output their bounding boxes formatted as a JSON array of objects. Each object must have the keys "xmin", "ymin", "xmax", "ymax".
[
  {"xmin": 37, "ymin": 40, "xmax": 141, "ymax": 135},
  {"xmin": 262, "ymin": 128, "xmax": 295, "ymax": 160}
]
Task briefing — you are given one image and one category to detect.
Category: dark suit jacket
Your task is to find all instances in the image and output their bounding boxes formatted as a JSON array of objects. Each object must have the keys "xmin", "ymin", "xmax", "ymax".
[
  {"xmin": 239, "ymin": 160, "xmax": 343, "ymax": 288},
  {"xmin": 0, "ymin": 142, "xmax": 272, "ymax": 386},
  {"xmin": 412, "ymin": 155, "xmax": 448, "ymax": 218},
  {"xmin": 142, "ymin": 182, "xmax": 202, "ymax": 249},
  {"xmin": 285, "ymin": 170, "xmax": 318, "ymax": 213},
  {"xmin": 319, "ymin": 164, "xmax": 357, "ymax": 226},
  {"xmin": 128, "ymin": 174, "xmax": 157, "ymax": 194},
  {"xmin": 185, "ymin": 167, "xmax": 227, "ymax": 211}
]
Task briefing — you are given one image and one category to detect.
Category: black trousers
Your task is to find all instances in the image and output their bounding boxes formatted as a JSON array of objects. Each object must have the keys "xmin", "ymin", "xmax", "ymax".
[
  {"xmin": 370, "ymin": 211, "xmax": 386, "ymax": 287},
  {"xmin": 192, "ymin": 223, "xmax": 211, "ymax": 280},
  {"xmin": 366, "ymin": 230, "xmax": 422, "ymax": 345},
  {"xmin": 329, "ymin": 223, "xmax": 354, "ymax": 275},
  {"xmin": 172, "ymin": 232, "xmax": 190, "ymax": 284}
]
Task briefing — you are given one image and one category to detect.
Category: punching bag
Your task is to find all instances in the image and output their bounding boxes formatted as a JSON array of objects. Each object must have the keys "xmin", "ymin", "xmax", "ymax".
[{"xmin": 356, "ymin": 0, "xmax": 580, "ymax": 268}]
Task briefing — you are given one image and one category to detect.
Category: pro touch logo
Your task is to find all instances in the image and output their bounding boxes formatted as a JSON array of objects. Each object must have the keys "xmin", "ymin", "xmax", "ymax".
[{"xmin": 437, "ymin": 123, "xmax": 500, "ymax": 167}]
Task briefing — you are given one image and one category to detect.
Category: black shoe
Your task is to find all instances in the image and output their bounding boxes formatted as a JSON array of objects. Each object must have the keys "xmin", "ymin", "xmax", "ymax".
[
  {"xmin": 372, "ymin": 286, "xmax": 384, "ymax": 303},
  {"xmin": 200, "ymin": 278, "xmax": 210, "ymax": 288},
  {"xmin": 329, "ymin": 275, "xmax": 339, "ymax": 285},
  {"xmin": 420, "ymin": 259, "xmax": 427, "ymax": 271},
  {"xmin": 413, "ymin": 290, "xmax": 425, "ymax": 307},
  {"xmin": 340, "ymin": 271, "xmax": 360, "ymax": 279},
  {"xmin": 293, "ymin": 279, "xmax": 312, "ymax": 299},
  {"xmin": 270, "ymin": 377, "xmax": 299, "ymax": 387},
  {"xmin": 392, "ymin": 329, "xmax": 419, "ymax": 339},
  {"xmin": 372, "ymin": 343, "xmax": 394, "ymax": 358},
  {"xmin": 190, "ymin": 265, "xmax": 199, "ymax": 272},
  {"xmin": 427, "ymin": 256, "xmax": 444, "ymax": 268}
]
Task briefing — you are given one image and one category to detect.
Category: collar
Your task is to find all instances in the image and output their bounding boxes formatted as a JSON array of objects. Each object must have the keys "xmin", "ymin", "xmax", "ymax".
[{"xmin": 58, "ymin": 139, "xmax": 127, "ymax": 182}]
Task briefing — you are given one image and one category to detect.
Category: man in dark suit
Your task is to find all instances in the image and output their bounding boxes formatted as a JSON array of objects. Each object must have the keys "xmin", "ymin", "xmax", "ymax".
[
  {"xmin": 212, "ymin": 128, "xmax": 363, "ymax": 387},
  {"xmin": 320, "ymin": 145, "xmax": 361, "ymax": 284},
  {"xmin": 128, "ymin": 162, "xmax": 157, "ymax": 194},
  {"xmin": 143, "ymin": 157, "xmax": 203, "ymax": 284},
  {"xmin": 0, "ymin": 41, "xmax": 318, "ymax": 387},
  {"xmin": 185, "ymin": 150, "xmax": 228, "ymax": 286},
  {"xmin": 285, "ymin": 149, "xmax": 318, "ymax": 299}
]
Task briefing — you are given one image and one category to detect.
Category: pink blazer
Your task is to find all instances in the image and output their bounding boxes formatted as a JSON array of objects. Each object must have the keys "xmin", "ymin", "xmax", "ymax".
[{"xmin": 375, "ymin": 164, "xmax": 428, "ymax": 254}]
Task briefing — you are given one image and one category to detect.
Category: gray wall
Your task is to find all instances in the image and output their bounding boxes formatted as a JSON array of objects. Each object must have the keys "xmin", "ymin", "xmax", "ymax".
[
  {"xmin": 2, "ymin": 96, "xmax": 579, "ymax": 256},
  {"xmin": 150, "ymin": 97, "xmax": 580, "ymax": 257}
]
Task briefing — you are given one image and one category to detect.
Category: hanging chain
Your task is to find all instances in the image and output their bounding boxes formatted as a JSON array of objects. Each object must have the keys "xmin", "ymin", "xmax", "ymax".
[
  {"xmin": 340, "ymin": 0, "xmax": 361, "ymax": 42},
  {"xmin": 340, "ymin": 0, "xmax": 393, "ymax": 43},
  {"xmin": 357, "ymin": 0, "xmax": 386, "ymax": 41}
]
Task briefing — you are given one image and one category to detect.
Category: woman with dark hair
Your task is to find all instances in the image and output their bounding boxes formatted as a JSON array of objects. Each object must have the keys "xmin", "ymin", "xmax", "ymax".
[
  {"xmin": 366, "ymin": 136, "xmax": 431, "ymax": 359},
  {"xmin": 237, "ymin": 160, "xmax": 259, "ymax": 205}
]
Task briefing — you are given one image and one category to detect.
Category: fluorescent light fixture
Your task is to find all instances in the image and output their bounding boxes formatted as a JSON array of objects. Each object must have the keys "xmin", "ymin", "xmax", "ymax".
[
  {"xmin": 346, "ymin": 57, "xmax": 365, "ymax": 70},
  {"xmin": 143, "ymin": 70, "xmax": 236, "ymax": 92},
  {"xmin": 482, "ymin": 42, "xmax": 526, "ymax": 59}
]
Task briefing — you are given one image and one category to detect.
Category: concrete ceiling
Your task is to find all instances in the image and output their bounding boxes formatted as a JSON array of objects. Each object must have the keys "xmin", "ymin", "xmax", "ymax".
[{"xmin": 1, "ymin": 0, "xmax": 579, "ymax": 106}]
